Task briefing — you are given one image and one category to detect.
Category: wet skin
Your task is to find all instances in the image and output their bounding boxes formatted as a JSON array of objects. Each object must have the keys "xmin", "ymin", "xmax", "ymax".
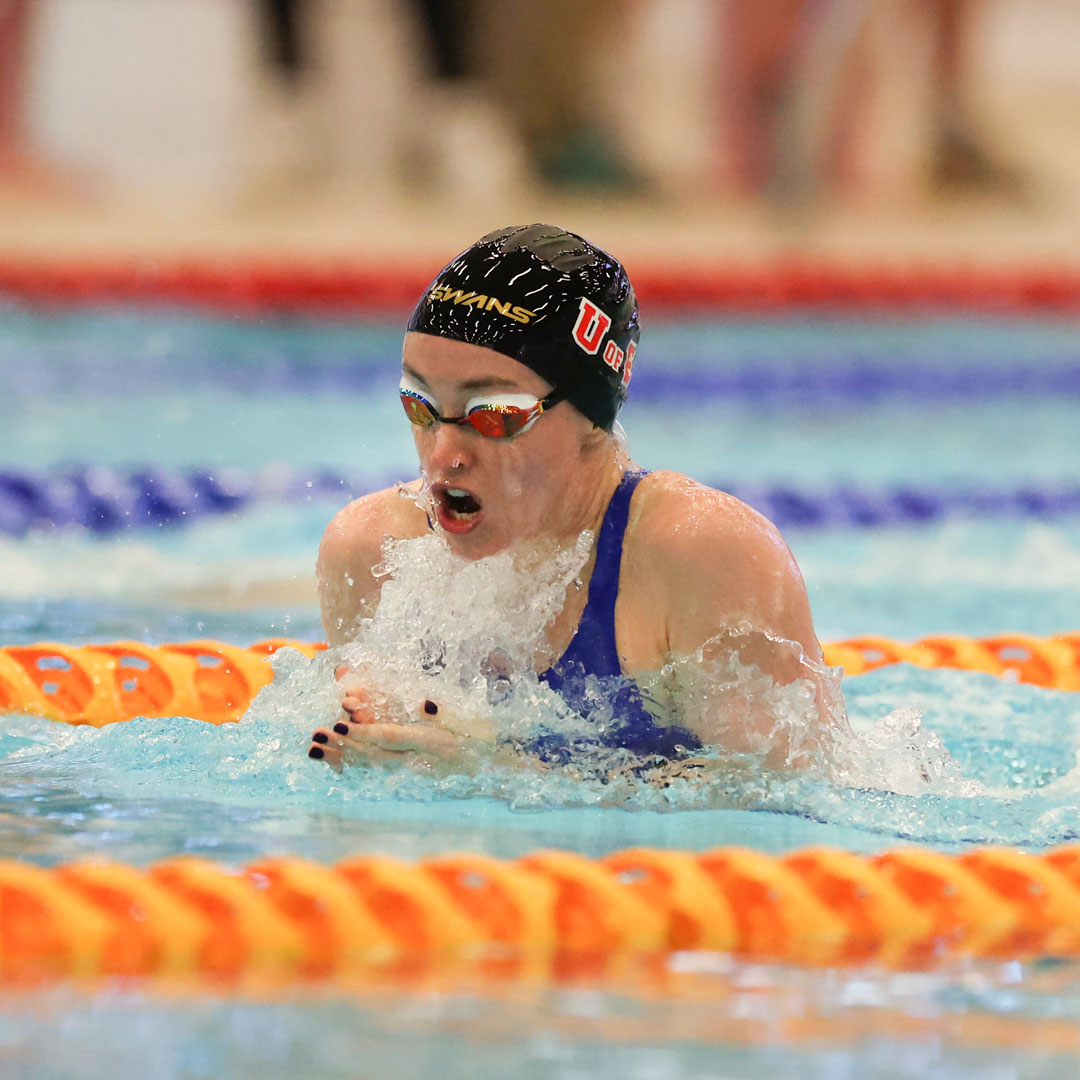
[
  {"xmin": 399, "ymin": 333, "xmax": 621, "ymax": 560},
  {"xmin": 309, "ymin": 335, "xmax": 831, "ymax": 771}
]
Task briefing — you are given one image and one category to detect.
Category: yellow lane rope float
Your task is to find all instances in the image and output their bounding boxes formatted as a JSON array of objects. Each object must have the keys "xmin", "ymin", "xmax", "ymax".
[
  {"xmin": 3, "ymin": 846, "xmax": 1080, "ymax": 982},
  {"xmin": 0, "ymin": 633, "xmax": 1077, "ymax": 727}
]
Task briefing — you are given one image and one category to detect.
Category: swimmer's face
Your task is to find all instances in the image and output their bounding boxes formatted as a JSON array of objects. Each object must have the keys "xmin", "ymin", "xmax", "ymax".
[{"xmin": 401, "ymin": 333, "xmax": 605, "ymax": 558}]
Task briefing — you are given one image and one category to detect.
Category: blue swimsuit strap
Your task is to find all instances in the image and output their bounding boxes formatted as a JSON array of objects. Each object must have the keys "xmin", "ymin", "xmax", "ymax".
[
  {"xmin": 554, "ymin": 469, "xmax": 649, "ymax": 678},
  {"xmin": 537, "ymin": 468, "xmax": 702, "ymax": 760}
]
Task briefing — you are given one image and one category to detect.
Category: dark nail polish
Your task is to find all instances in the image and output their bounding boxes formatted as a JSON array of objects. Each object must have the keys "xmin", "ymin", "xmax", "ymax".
[
  {"xmin": 308, "ymin": 746, "xmax": 325, "ymax": 759},
  {"xmin": 334, "ymin": 722, "xmax": 350, "ymax": 735},
  {"xmin": 423, "ymin": 700, "xmax": 438, "ymax": 716},
  {"xmin": 312, "ymin": 732, "xmax": 329, "ymax": 744}
]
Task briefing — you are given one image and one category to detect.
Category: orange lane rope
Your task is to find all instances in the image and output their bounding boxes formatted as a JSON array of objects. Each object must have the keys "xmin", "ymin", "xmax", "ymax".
[
  {"xmin": 823, "ymin": 631, "xmax": 1080, "ymax": 689},
  {"xmin": 3, "ymin": 846, "xmax": 1080, "ymax": 983},
  {"xmin": 0, "ymin": 639, "xmax": 324, "ymax": 727},
  {"xmin": 0, "ymin": 633, "xmax": 1078, "ymax": 727}
]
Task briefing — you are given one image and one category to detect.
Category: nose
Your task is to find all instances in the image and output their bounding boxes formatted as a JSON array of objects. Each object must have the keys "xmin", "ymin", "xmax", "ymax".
[{"xmin": 418, "ymin": 419, "xmax": 477, "ymax": 476}]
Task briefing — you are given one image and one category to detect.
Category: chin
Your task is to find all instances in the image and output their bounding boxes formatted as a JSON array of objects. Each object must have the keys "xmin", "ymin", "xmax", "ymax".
[{"xmin": 442, "ymin": 528, "xmax": 508, "ymax": 561}]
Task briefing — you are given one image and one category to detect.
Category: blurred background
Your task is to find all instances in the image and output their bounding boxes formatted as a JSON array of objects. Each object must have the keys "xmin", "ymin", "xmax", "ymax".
[
  {"xmin": 1, "ymin": 0, "xmax": 1079, "ymax": 262},
  {"xmin": 0, "ymin": 0, "xmax": 1078, "ymax": 644}
]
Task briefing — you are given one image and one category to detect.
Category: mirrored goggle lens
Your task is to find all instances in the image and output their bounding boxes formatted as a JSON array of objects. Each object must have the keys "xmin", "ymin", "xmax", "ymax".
[
  {"xmin": 466, "ymin": 404, "xmax": 539, "ymax": 438},
  {"xmin": 400, "ymin": 391, "xmax": 438, "ymax": 426}
]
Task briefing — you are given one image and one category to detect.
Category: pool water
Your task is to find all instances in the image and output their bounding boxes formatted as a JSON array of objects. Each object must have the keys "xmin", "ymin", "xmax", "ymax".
[{"xmin": 2, "ymin": 303, "xmax": 1080, "ymax": 1078}]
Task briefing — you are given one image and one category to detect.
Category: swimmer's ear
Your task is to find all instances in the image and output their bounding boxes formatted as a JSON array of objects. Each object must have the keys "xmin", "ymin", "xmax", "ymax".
[{"xmin": 579, "ymin": 421, "xmax": 612, "ymax": 456}]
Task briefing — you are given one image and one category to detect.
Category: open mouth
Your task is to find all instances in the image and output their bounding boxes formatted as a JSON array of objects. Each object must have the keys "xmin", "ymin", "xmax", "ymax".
[{"xmin": 432, "ymin": 484, "xmax": 484, "ymax": 534}]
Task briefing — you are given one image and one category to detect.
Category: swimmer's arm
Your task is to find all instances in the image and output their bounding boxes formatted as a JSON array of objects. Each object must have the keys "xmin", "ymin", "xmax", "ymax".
[
  {"xmin": 666, "ymin": 503, "xmax": 823, "ymax": 662},
  {"xmin": 643, "ymin": 488, "xmax": 840, "ymax": 765},
  {"xmin": 317, "ymin": 486, "xmax": 424, "ymax": 646}
]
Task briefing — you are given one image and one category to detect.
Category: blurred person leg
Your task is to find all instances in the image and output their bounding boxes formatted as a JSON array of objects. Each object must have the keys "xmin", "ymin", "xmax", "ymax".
[
  {"xmin": 781, "ymin": 0, "xmax": 894, "ymax": 203},
  {"xmin": 409, "ymin": 0, "xmax": 471, "ymax": 82},
  {"xmin": 720, "ymin": 0, "xmax": 930, "ymax": 205},
  {"xmin": 719, "ymin": 0, "xmax": 806, "ymax": 195},
  {"xmin": 246, "ymin": 0, "xmax": 329, "ymax": 196},
  {"xmin": 0, "ymin": 0, "xmax": 75, "ymax": 197},
  {"xmin": 478, "ymin": 0, "xmax": 640, "ymax": 191},
  {"xmin": 0, "ymin": 0, "xmax": 35, "ymax": 182},
  {"xmin": 403, "ymin": 0, "xmax": 528, "ymax": 201},
  {"xmin": 925, "ymin": 0, "xmax": 1022, "ymax": 193},
  {"xmin": 258, "ymin": 0, "xmax": 309, "ymax": 86}
]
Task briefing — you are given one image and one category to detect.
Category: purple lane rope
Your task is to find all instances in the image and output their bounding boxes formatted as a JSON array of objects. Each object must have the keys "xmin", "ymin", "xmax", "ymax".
[{"xmin": 1, "ymin": 467, "xmax": 1079, "ymax": 537}]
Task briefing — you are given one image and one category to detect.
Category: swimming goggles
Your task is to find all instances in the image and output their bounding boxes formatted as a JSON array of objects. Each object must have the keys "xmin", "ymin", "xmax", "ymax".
[{"xmin": 399, "ymin": 377, "xmax": 564, "ymax": 439}]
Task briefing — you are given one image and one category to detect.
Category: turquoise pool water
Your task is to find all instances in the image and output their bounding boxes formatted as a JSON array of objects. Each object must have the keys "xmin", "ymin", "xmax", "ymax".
[{"xmin": 2, "ymin": 304, "xmax": 1080, "ymax": 1078}]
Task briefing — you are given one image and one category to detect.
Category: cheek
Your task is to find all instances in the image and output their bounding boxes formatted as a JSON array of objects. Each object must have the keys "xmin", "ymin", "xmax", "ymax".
[
  {"xmin": 412, "ymin": 428, "xmax": 441, "ymax": 470},
  {"xmin": 488, "ymin": 444, "xmax": 563, "ymax": 510}
]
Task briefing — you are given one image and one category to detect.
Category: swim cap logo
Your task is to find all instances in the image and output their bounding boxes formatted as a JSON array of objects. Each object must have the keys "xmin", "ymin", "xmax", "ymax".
[
  {"xmin": 573, "ymin": 298, "xmax": 633, "ymax": 388},
  {"xmin": 571, "ymin": 298, "xmax": 612, "ymax": 355},
  {"xmin": 621, "ymin": 341, "xmax": 635, "ymax": 388},
  {"xmin": 428, "ymin": 283, "xmax": 536, "ymax": 325}
]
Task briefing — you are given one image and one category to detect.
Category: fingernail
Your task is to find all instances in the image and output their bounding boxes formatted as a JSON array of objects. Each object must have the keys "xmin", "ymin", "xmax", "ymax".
[
  {"xmin": 334, "ymin": 722, "xmax": 350, "ymax": 735},
  {"xmin": 423, "ymin": 700, "xmax": 438, "ymax": 716},
  {"xmin": 312, "ymin": 732, "xmax": 329, "ymax": 744},
  {"xmin": 308, "ymin": 746, "xmax": 325, "ymax": 759}
]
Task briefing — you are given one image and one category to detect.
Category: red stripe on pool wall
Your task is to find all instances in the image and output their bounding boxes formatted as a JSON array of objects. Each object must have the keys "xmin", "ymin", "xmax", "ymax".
[{"xmin": 1, "ymin": 259, "xmax": 1079, "ymax": 316}]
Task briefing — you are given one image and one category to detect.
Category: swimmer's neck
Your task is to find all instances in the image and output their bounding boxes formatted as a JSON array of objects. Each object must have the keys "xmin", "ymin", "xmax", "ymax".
[{"xmin": 552, "ymin": 439, "xmax": 631, "ymax": 547}]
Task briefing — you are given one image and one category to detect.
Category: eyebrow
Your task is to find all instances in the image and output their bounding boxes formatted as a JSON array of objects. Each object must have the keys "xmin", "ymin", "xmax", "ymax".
[
  {"xmin": 459, "ymin": 376, "xmax": 522, "ymax": 392},
  {"xmin": 401, "ymin": 363, "xmax": 523, "ymax": 393}
]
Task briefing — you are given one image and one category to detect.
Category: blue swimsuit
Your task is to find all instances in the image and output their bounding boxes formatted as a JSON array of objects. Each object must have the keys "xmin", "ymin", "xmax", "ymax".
[{"xmin": 534, "ymin": 470, "xmax": 701, "ymax": 762}]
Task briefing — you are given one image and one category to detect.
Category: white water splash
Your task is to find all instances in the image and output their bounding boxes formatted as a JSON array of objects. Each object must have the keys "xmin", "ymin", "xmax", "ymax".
[
  {"xmin": 280, "ymin": 530, "xmax": 594, "ymax": 744},
  {"xmin": 641, "ymin": 623, "xmax": 981, "ymax": 798},
  {"xmin": 249, "ymin": 543, "xmax": 984, "ymax": 808}
]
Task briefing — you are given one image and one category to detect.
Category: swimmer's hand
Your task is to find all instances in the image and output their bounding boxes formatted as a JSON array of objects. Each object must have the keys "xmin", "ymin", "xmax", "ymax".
[{"xmin": 306, "ymin": 665, "xmax": 463, "ymax": 771}]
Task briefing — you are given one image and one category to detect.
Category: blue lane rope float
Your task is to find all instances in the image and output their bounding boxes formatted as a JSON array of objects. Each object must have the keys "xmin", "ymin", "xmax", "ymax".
[
  {"xmin": 2, "ymin": 467, "xmax": 1080, "ymax": 537},
  {"xmin": 6, "ymin": 347, "xmax": 1080, "ymax": 405}
]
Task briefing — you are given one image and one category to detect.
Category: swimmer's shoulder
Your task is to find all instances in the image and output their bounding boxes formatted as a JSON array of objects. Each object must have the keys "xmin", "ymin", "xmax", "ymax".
[
  {"xmin": 625, "ymin": 470, "xmax": 814, "ymax": 646},
  {"xmin": 318, "ymin": 481, "xmax": 430, "ymax": 579},
  {"xmin": 318, "ymin": 481, "xmax": 431, "ymax": 645},
  {"xmin": 629, "ymin": 470, "xmax": 786, "ymax": 557}
]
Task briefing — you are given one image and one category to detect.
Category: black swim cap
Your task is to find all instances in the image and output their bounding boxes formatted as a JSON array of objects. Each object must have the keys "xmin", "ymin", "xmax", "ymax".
[{"xmin": 406, "ymin": 224, "xmax": 639, "ymax": 431}]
